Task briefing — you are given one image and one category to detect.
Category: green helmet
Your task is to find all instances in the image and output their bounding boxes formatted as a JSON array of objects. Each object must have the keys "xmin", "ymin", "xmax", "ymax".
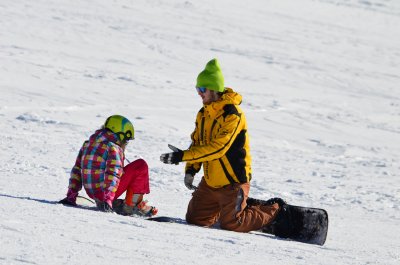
[{"xmin": 104, "ymin": 115, "xmax": 134, "ymax": 142}]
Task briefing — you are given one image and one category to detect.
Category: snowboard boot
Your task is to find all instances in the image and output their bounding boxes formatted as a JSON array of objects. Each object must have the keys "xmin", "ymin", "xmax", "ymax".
[
  {"xmin": 117, "ymin": 200, "xmax": 158, "ymax": 217},
  {"xmin": 247, "ymin": 197, "xmax": 286, "ymax": 207},
  {"xmin": 134, "ymin": 200, "xmax": 158, "ymax": 217},
  {"xmin": 262, "ymin": 203, "xmax": 295, "ymax": 238}
]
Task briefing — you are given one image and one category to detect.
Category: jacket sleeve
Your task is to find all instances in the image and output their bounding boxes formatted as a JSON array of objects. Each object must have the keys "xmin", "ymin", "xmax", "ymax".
[
  {"xmin": 183, "ymin": 108, "xmax": 243, "ymax": 163},
  {"xmin": 104, "ymin": 144, "xmax": 123, "ymax": 202},
  {"xmin": 68, "ymin": 141, "xmax": 87, "ymax": 193},
  {"xmin": 185, "ymin": 112, "xmax": 202, "ymax": 175}
]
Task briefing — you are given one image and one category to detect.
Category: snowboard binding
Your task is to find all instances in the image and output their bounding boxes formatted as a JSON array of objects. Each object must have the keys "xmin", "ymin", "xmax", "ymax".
[{"xmin": 247, "ymin": 197, "xmax": 328, "ymax": 245}]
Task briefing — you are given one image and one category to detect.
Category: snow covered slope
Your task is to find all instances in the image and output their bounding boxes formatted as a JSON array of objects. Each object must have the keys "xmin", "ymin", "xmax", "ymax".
[{"xmin": 1, "ymin": 0, "xmax": 399, "ymax": 264}]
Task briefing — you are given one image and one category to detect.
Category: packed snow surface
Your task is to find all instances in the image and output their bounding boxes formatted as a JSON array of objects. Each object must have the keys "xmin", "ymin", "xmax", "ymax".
[{"xmin": 1, "ymin": 0, "xmax": 399, "ymax": 264}]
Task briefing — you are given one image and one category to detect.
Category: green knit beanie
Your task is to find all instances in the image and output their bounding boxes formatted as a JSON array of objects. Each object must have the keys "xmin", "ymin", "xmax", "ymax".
[{"xmin": 196, "ymin": 58, "xmax": 225, "ymax": 92}]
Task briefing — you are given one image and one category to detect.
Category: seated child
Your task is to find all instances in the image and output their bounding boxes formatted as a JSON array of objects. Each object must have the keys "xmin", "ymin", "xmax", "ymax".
[{"xmin": 59, "ymin": 115, "xmax": 157, "ymax": 217}]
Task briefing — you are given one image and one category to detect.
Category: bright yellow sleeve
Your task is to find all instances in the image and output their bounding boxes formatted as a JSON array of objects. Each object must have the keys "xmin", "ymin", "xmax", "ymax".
[{"xmin": 183, "ymin": 113, "xmax": 242, "ymax": 163}]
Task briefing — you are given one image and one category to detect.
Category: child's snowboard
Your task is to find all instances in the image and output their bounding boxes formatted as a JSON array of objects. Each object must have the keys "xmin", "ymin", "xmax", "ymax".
[
  {"xmin": 76, "ymin": 196, "xmax": 96, "ymax": 207},
  {"xmin": 247, "ymin": 197, "xmax": 328, "ymax": 246}
]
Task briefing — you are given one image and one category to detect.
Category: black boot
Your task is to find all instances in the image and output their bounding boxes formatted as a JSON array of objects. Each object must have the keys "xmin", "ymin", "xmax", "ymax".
[
  {"xmin": 247, "ymin": 197, "xmax": 286, "ymax": 207},
  {"xmin": 112, "ymin": 199, "xmax": 125, "ymax": 215},
  {"xmin": 263, "ymin": 203, "xmax": 295, "ymax": 238}
]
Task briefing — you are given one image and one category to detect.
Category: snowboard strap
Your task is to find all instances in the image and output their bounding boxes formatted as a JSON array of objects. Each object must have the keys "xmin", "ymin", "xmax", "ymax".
[{"xmin": 247, "ymin": 197, "xmax": 286, "ymax": 207}]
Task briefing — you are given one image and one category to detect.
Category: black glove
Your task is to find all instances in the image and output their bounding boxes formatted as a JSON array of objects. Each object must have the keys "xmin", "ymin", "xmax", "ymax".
[
  {"xmin": 59, "ymin": 189, "xmax": 78, "ymax": 206},
  {"xmin": 58, "ymin": 197, "xmax": 77, "ymax": 207},
  {"xmin": 160, "ymin": 144, "xmax": 184, "ymax": 165},
  {"xmin": 95, "ymin": 200, "xmax": 113, "ymax": 212}
]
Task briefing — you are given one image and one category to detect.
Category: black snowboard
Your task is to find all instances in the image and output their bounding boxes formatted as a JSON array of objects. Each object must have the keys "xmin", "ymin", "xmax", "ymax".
[
  {"xmin": 247, "ymin": 197, "xmax": 328, "ymax": 246},
  {"xmin": 67, "ymin": 196, "xmax": 328, "ymax": 245}
]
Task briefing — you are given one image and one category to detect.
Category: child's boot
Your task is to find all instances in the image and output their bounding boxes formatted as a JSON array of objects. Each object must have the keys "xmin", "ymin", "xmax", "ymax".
[
  {"xmin": 135, "ymin": 199, "xmax": 158, "ymax": 217},
  {"xmin": 121, "ymin": 191, "xmax": 158, "ymax": 217}
]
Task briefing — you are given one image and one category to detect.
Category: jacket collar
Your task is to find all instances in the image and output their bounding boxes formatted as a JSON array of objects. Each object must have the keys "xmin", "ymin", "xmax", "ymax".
[
  {"xmin": 204, "ymin": 87, "xmax": 242, "ymax": 117},
  {"xmin": 90, "ymin": 129, "xmax": 122, "ymax": 146}
]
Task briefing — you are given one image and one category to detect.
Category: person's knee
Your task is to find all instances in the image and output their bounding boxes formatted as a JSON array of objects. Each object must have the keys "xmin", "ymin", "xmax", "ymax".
[
  {"xmin": 186, "ymin": 205, "xmax": 218, "ymax": 227},
  {"xmin": 186, "ymin": 212, "xmax": 216, "ymax": 227},
  {"xmin": 134, "ymin": 159, "xmax": 148, "ymax": 170},
  {"xmin": 185, "ymin": 203, "xmax": 198, "ymax": 224},
  {"xmin": 219, "ymin": 216, "xmax": 242, "ymax": 232},
  {"xmin": 185, "ymin": 212, "xmax": 196, "ymax": 224}
]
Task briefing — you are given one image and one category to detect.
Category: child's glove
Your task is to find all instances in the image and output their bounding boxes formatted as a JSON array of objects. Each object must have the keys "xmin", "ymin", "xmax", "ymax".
[
  {"xmin": 96, "ymin": 200, "xmax": 113, "ymax": 212},
  {"xmin": 58, "ymin": 189, "xmax": 78, "ymax": 206}
]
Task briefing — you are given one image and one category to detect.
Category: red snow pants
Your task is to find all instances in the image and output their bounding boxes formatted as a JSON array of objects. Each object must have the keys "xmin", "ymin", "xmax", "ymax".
[{"xmin": 114, "ymin": 159, "xmax": 150, "ymax": 202}]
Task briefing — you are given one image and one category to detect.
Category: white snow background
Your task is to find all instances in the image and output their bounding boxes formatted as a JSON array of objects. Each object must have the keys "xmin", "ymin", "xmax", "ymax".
[{"xmin": 1, "ymin": 0, "xmax": 399, "ymax": 264}]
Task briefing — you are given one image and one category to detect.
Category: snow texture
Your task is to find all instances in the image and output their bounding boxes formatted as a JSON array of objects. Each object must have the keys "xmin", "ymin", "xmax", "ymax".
[{"xmin": 0, "ymin": 0, "xmax": 399, "ymax": 264}]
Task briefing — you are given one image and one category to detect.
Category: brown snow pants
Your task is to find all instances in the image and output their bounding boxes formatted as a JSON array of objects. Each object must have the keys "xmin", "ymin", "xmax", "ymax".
[{"xmin": 186, "ymin": 178, "xmax": 280, "ymax": 232}]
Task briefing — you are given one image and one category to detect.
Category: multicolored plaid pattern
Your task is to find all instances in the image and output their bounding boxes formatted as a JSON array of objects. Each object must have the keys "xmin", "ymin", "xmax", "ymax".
[{"xmin": 68, "ymin": 129, "xmax": 124, "ymax": 202}]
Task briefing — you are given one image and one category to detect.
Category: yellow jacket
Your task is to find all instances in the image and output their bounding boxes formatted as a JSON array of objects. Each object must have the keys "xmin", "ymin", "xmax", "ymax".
[{"xmin": 182, "ymin": 88, "xmax": 252, "ymax": 188}]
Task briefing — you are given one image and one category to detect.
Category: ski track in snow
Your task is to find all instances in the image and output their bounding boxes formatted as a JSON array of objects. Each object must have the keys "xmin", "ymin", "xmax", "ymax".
[{"xmin": 1, "ymin": 0, "xmax": 400, "ymax": 264}]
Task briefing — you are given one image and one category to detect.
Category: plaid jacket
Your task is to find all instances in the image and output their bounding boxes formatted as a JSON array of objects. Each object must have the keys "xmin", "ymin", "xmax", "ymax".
[{"xmin": 68, "ymin": 129, "xmax": 124, "ymax": 202}]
